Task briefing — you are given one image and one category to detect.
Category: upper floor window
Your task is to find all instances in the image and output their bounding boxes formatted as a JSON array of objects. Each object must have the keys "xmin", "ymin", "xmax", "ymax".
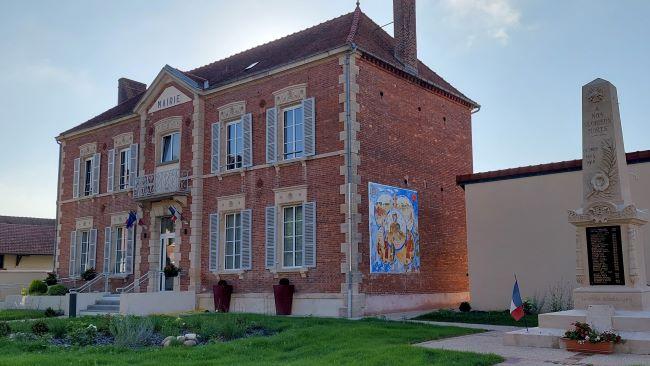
[
  {"xmin": 161, "ymin": 132, "xmax": 180, "ymax": 163},
  {"xmin": 224, "ymin": 212, "xmax": 242, "ymax": 270},
  {"xmin": 83, "ymin": 158, "xmax": 93, "ymax": 196},
  {"xmin": 283, "ymin": 105, "xmax": 304, "ymax": 160},
  {"xmin": 226, "ymin": 120, "xmax": 243, "ymax": 170},
  {"xmin": 282, "ymin": 204, "xmax": 303, "ymax": 268},
  {"xmin": 118, "ymin": 148, "xmax": 131, "ymax": 190}
]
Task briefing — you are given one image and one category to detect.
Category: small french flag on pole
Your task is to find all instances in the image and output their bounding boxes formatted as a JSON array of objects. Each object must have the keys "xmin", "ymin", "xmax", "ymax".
[
  {"xmin": 510, "ymin": 278, "xmax": 525, "ymax": 321},
  {"xmin": 168, "ymin": 206, "xmax": 183, "ymax": 223}
]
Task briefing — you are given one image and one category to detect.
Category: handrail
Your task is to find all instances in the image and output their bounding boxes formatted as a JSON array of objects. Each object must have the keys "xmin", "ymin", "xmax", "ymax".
[
  {"xmin": 117, "ymin": 271, "xmax": 161, "ymax": 294},
  {"xmin": 72, "ymin": 273, "xmax": 108, "ymax": 293}
]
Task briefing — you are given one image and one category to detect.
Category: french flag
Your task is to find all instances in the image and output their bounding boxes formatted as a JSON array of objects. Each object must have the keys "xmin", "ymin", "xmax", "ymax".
[
  {"xmin": 168, "ymin": 206, "xmax": 183, "ymax": 223},
  {"xmin": 510, "ymin": 279, "xmax": 525, "ymax": 321}
]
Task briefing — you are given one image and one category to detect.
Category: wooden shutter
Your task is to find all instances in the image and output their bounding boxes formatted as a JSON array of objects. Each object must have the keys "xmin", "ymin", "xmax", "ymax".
[
  {"xmin": 91, "ymin": 152, "xmax": 101, "ymax": 195},
  {"xmin": 242, "ymin": 113, "xmax": 253, "ymax": 168},
  {"xmin": 241, "ymin": 209, "xmax": 252, "ymax": 270},
  {"xmin": 72, "ymin": 158, "xmax": 80, "ymax": 198},
  {"xmin": 303, "ymin": 97, "xmax": 315, "ymax": 156},
  {"xmin": 129, "ymin": 143, "xmax": 138, "ymax": 188},
  {"xmin": 103, "ymin": 227, "xmax": 112, "ymax": 274},
  {"xmin": 88, "ymin": 228, "xmax": 97, "ymax": 269},
  {"xmin": 125, "ymin": 226, "xmax": 134, "ymax": 274},
  {"xmin": 209, "ymin": 213, "xmax": 219, "ymax": 272},
  {"xmin": 211, "ymin": 122, "xmax": 220, "ymax": 173},
  {"xmin": 303, "ymin": 202, "xmax": 316, "ymax": 267},
  {"xmin": 265, "ymin": 206, "xmax": 276, "ymax": 269},
  {"xmin": 266, "ymin": 108, "xmax": 277, "ymax": 164},
  {"xmin": 69, "ymin": 231, "xmax": 77, "ymax": 277},
  {"xmin": 107, "ymin": 149, "xmax": 115, "ymax": 192}
]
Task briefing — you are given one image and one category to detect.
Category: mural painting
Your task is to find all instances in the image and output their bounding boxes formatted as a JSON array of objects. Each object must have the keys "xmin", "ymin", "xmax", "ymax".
[{"xmin": 368, "ymin": 182, "xmax": 420, "ymax": 273}]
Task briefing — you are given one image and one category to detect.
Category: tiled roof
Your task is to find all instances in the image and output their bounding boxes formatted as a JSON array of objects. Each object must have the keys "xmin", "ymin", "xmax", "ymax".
[
  {"xmin": 60, "ymin": 7, "xmax": 475, "ymax": 137},
  {"xmin": 0, "ymin": 216, "xmax": 55, "ymax": 255},
  {"xmin": 457, "ymin": 150, "xmax": 650, "ymax": 187}
]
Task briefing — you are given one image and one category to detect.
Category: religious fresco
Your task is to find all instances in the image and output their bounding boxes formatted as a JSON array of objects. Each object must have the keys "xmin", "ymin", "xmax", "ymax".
[{"xmin": 368, "ymin": 182, "xmax": 420, "ymax": 273}]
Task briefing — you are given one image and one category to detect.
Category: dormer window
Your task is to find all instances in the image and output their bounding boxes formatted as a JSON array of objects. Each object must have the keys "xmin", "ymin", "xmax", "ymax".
[{"xmin": 161, "ymin": 132, "xmax": 180, "ymax": 163}]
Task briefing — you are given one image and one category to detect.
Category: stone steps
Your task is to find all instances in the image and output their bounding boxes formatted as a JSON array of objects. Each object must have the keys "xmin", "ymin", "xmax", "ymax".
[{"xmin": 79, "ymin": 294, "xmax": 121, "ymax": 316}]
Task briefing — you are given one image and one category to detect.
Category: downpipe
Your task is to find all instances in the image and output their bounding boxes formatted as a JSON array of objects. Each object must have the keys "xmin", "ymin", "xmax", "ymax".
[{"xmin": 344, "ymin": 44, "xmax": 358, "ymax": 319}]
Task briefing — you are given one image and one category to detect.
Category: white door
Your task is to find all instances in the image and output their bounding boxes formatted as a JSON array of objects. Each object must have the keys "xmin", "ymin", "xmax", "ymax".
[{"xmin": 159, "ymin": 217, "xmax": 176, "ymax": 291}]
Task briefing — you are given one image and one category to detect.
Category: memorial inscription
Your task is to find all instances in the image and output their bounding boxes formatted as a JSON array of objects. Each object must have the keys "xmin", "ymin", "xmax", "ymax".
[{"xmin": 586, "ymin": 226, "xmax": 624, "ymax": 285}]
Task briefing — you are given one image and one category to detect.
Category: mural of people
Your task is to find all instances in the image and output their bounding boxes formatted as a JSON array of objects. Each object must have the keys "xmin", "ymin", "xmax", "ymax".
[{"xmin": 369, "ymin": 182, "xmax": 420, "ymax": 273}]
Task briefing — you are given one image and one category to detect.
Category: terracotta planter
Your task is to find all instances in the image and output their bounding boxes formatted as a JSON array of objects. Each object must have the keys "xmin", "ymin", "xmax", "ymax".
[
  {"xmin": 212, "ymin": 284, "xmax": 233, "ymax": 312},
  {"xmin": 273, "ymin": 284, "xmax": 294, "ymax": 315},
  {"xmin": 561, "ymin": 338, "xmax": 615, "ymax": 354}
]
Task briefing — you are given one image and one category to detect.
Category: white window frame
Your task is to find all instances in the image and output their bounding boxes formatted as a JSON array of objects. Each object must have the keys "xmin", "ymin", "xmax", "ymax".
[
  {"xmin": 113, "ymin": 226, "xmax": 128, "ymax": 274},
  {"xmin": 226, "ymin": 119, "xmax": 243, "ymax": 170},
  {"xmin": 118, "ymin": 148, "xmax": 131, "ymax": 190},
  {"xmin": 83, "ymin": 158, "xmax": 93, "ymax": 196},
  {"xmin": 224, "ymin": 212, "xmax": 242, "ymax": 270},
  {"xmin": 79, "ymin": 230, "xmax": 90, "ymax": 273},
  {"xmin": 282, "ymin": 204, "xmax": 304, "ymax": 268},
  {"xmin": 282, "ymin": 105, "xmax": 304, "ymax": 160},
  {"xmin": 161, "ymin": 132, "xmax": 180, "ymax": 163}
]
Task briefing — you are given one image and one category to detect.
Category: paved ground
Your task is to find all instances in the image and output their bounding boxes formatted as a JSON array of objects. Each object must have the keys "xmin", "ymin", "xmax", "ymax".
[{"xmin": 415, "ymin": 320, "xmax": 650, "ymax": 366}]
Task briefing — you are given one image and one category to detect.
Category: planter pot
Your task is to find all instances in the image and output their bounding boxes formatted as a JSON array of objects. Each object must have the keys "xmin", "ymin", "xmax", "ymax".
[
  {"xmin": 212, "ymin": 284, "xmax": 233, "ymax": 312},
  {"xmin": 273, "ymin": 284, "xmax": 294, "ymax": 315},
  {"xmin": 561, "ymin": 338, "xmax": 615, "ymax": 354}
]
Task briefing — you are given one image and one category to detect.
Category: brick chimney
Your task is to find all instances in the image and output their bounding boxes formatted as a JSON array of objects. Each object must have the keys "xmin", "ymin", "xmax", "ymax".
[
  {"xmin": 117, "ymin": 78, "xmax": 146, "ymax": 104},
  {"xmin": 393, "ymin": 0, "xmax": 418, "ymax": 75}
]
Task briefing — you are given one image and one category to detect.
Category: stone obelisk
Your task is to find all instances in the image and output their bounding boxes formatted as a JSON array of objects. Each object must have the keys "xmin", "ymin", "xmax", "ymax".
[{"xmin": 569, "ymin": 78, "xmax": 649, "ymax": 309}]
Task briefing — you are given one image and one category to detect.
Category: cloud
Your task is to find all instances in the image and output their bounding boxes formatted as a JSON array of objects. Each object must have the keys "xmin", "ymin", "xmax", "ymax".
[{"xmin": 441, "ymin": 0, "xmax": 522, "ymax": 46}]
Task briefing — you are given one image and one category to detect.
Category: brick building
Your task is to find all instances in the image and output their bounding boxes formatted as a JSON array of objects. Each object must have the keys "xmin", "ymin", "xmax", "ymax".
[{"xmin": 54, "ymin": 0, "xmax": 478, "ymax": 317}]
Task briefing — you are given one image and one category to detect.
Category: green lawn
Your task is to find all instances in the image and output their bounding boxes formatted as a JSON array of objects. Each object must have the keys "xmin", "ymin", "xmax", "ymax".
[
  {"xmin": 0, "ymin": 310, "xmax": 46, "ymax": 321},
  {"xmin": 414, "ymin": 310, "xmax": 538, "ymax": 327},
  {"xmin": 0, "ymin": 313, "xmax": 503, "ymax": 366}
]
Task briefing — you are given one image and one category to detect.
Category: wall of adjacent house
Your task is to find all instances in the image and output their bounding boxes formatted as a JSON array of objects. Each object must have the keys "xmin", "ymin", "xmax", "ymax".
[
  {"xmin": 0, "ymin": 254, "xmax": 52, "ymax": 299},
  {"xmin": 465, "ymin": 161, "xmax": 650, "ymax": 311}
]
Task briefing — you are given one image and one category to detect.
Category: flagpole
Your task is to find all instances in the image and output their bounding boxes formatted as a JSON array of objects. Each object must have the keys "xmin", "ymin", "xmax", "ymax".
[{"xmin": 514, "ymin": 273, "xmax": 529, "ymax": 332}]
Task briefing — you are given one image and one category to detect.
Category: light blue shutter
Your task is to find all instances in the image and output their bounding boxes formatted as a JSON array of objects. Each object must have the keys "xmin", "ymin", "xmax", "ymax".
[
  {"xmin": 91, "ymin": 153, "xmax": 101, "ymax": 195},
  {"xmin": 241, "ymin": 209, "xmax": 252, "ymax": 270},
  {"xmin": 107, "ymin": 149, "xmax": 115, "ymax": 192},
  {"xmin": 303, "ymin": 202, "xmax": 316, "ymax": 267},
  {"xmin": 302, "ymin": 97, "xmax": 315, "ymax": 156},
  {"xmin": 209, "ymin": 213, "xmax": 219, "ymax": 272},
  {"xmin": 125, "ymin": 226, "xmax": 134, "ymax": 274},
  {"xmin": 88, "ymin": 228, "xmax": 97, "ymax": 269},
  {"xmin": 129, "ymin": 143, "xmax": 138, "ymax": 188},
  {"xmin": 266, "ymin": 108, "xmax": 277, "ymax": 164},
  {"xmin": 265, "ymin": 206, "xmax": 276, "ymax": 269},
  {"xmin": 211, "ymin": 122, "xmax": 220, "ymax": 173},
  {"xmin": 103, "ymin": 227, "xmax": 112, "ymax": 274},
  {"xmin": 69, "ymin": 231, "xmax": 77, "ymax": 277},
  {"xmin": 73, "ymin": 158, "xmax": 80, "ymax": 198},
  {"xmin": 242, "ymin": 113, "xmax": 253, "ymax": 168}
]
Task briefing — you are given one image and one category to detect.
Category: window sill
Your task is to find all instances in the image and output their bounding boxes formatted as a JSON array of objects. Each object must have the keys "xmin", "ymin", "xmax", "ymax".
[
  {"xmin": 216, "ymin": 168, "xmax": 245, "ymax": 180},
  {"xmin": 215, "ymin": 269, "xmax": 247, "ymax": 279},
  {"xmin": 273, "ymin": 267, "xmax": 309, "ymax": 277},
  {"xmin": 156, "ymin": 160, "xmax": 180, "ymax": 168}
]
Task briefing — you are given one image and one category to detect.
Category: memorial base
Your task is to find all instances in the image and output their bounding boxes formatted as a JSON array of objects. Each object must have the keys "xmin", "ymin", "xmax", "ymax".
[
  {"xmin": 503, "ymin": 308, "xmax": 650, "ymax": 354},
  {"xmin": 573, "ymin": 286, "xmax": 650, "ymax": 311}
]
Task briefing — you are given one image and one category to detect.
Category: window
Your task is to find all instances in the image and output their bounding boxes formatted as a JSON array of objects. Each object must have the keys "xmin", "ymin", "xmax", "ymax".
[
  {"xmin": 114, "ymin": 227, "xmax": 128, "ymax": 274},
  {"xmin": 79, "ymin": 230, "xmax": 90, "ymax": 272},
  {"xmin": 226, "ymin": 120, "xmax": 243, "ymax": 170},
  {"xmin": 283, "ymin": 205, "xmax": 303, "ymax": 267},
  {"xmin": 224, "ymin": 213, "xmax": 242, "ymax": 270},
  {"xmin": 161, "ymin": 132, "xmax": 180, "ymax": 163},
  {"xmin": 283, "ymin": 105, "xmax": 304, "ymax": 159},
  {"xmin": 118, "ymin": 148, "xmax": 131, "ymax": 190},
  {"xmin": 83, "ymin": 158, "xmax": 92, "ymax": 196}
]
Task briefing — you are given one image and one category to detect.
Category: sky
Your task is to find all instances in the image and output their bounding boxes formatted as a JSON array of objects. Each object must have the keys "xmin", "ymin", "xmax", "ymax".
[{"xmin": 0, "ymin": 0, "xmax": 649, "ymax": 218}]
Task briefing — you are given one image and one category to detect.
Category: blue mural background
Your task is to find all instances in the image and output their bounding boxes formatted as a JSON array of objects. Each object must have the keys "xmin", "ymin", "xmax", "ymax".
[{"xmin": 368, "ymin": 182, "xmax": 420, "ymax": 273}]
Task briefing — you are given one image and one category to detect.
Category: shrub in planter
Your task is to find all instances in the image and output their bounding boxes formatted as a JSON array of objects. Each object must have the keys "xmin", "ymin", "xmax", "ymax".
[
  {"xmin": 31, "ymin": 321, "xmax": 49, "ymax": 336},
  {"xmin": 28, "ymin": 280, "xmax": 48, "ymax": 295},
  {"xmin": 80, "ymin": 267, "xmax": 97, "ymax": 281},
  {"xmin": 47, "ymin": 284, "xmax": 69, "ymax": 296},
  {"xmin": 0, "ymin": 322, "xmax": 10, "ymax": 337},
  {"xmin": 273, "ymin": 278, "xmax": 294, "ymax": 316},
  {"xmin": 459, "ymin": 301, "xmax": 472, "ymax": 313},
  {"xmin": 44, "ymin": 272, "xmax": 58, "ymax": 286},
  {"xmin": 163, "ymin": 263, "xmax": 181, "ymax": 278},
  {"xmin": 213, "ymin": 279, "xmax": 233, "ymax": 313},
  {"xmin": 109, "ymin": 316, "xmax": 155, "ymax": 348}
]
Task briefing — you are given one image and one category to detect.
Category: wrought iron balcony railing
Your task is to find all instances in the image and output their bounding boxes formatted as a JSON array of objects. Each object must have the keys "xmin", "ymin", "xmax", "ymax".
[{"xmin": 133, "ymin": 169, "xmax": 190, "ymax": 200}]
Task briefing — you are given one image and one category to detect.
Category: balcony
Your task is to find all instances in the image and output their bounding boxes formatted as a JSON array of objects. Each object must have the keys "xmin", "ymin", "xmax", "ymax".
[{"xmin": 133, "ymin": 169, "xmax": 190, "ymax": 201}]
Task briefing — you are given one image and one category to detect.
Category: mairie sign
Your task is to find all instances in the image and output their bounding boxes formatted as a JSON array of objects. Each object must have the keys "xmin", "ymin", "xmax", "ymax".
[{"xmin": 149, "ymin": 86, "xmax": 191, "ymax": 113}]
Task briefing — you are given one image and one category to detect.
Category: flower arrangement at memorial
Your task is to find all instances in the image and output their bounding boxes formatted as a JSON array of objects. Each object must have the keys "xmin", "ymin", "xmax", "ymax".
[{"xmin": 563, "ymin": 322, "xmax": 622, "ymax": 344}]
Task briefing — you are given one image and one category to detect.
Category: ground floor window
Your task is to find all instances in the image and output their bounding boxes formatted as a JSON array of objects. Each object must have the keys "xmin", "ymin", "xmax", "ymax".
[
  {"xmin": 224, "ymin": 212, "xmax": 242, "ymax": 270},
  {"xmin": 114, "ymin": 226, "xmax": 128, "ymax": 274},
  {"xmin": 283, "ymin": 205, "xmax": 303, "ymax": 268},
  {"xmin": 79, "ymin": 230, "xmax": 90, "ymax": 272}
]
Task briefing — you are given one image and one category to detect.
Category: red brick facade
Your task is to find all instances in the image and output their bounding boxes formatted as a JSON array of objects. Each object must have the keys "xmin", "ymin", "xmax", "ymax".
[{"xmin": 55, "ymin": 5, "xmax": 476, "ymax": 316}]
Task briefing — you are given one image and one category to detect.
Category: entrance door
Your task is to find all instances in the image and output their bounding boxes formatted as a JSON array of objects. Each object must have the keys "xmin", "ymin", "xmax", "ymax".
[{"xmin": 159, "ymin": 216, "xmax": 176, "ymax": 291}]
